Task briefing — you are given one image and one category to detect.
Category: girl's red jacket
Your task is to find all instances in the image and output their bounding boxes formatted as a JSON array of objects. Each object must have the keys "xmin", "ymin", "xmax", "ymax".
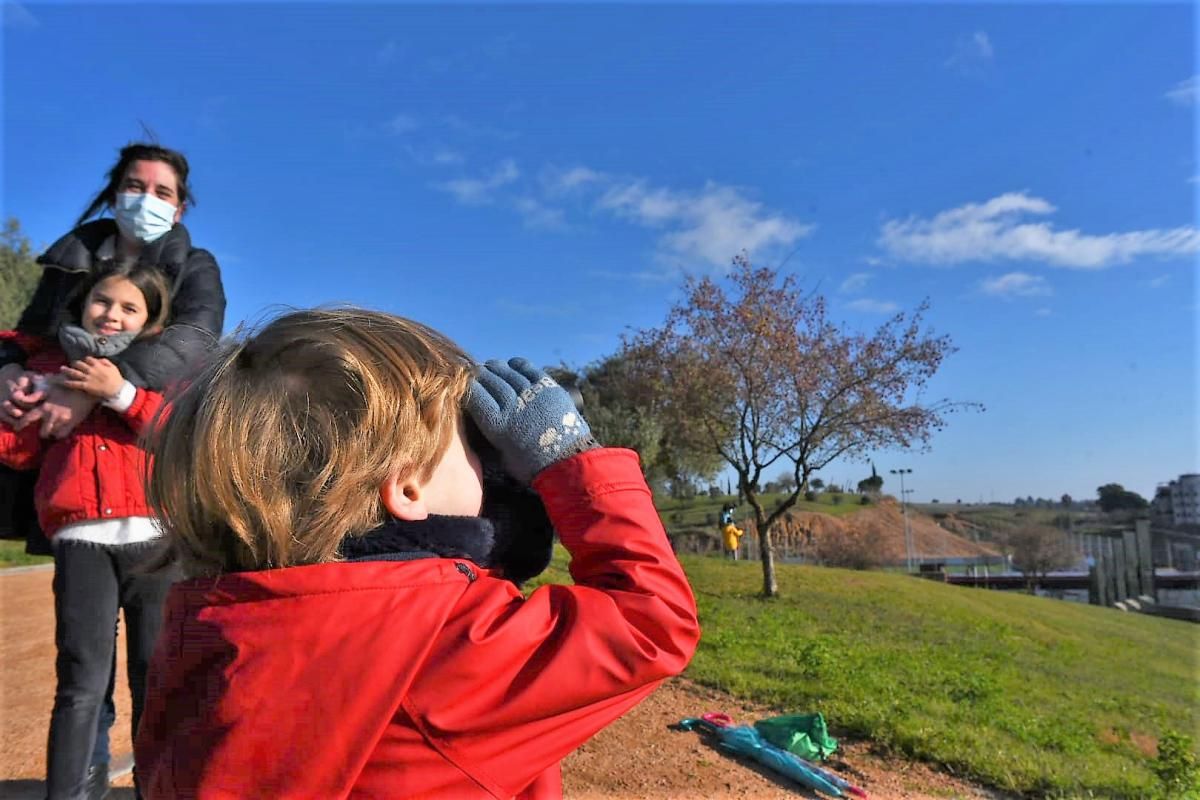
[
  {"xmin": 0, "ymin": 332, "xmax": 163, "ymax": 537},
  {"xmin": 135, "ymin": 448, "xmax": 701, "ymax": 799}
]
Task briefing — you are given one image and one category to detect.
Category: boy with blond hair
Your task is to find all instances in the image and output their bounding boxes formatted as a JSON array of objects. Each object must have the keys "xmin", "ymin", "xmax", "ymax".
[{"xmin": 134, "ymin": 308, "xmax": 700, "ymax": 799}]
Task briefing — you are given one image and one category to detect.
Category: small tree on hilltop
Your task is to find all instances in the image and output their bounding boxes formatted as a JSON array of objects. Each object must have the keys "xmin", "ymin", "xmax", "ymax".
[
  {"xmin": 857, "ymin": 463, "xmax": 884, "ymax": 495},
  {"xmin": 625, "ymin": 253, "xmax": 979, "ymax": 596},
  {"xmin": 1006, "ymin": 524, "xmax": 1079, "ymax": 591},
  {"xmin": 1096, "ymin": 483, "xmax": 1149, "ymax": 514}
]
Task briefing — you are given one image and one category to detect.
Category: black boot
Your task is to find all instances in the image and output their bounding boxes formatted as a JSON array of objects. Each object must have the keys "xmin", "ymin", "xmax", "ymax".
[{"xmin": 84, "ymin": 763, "xmax": 110, "ymax": 800}]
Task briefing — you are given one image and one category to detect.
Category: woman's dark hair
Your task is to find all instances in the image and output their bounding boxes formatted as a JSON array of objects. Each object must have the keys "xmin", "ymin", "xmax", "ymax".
[
  {"xmin": 76, "ymin": 143, "xmax": 193, "ymax": 228},
  {"xmin": 69, "ymin": 262, "xmax": 172, "ymax": 337}
]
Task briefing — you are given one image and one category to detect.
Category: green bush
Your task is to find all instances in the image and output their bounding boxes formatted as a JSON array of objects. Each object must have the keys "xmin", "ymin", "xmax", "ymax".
[{"xmin": 1153, "ymin": 731, "xmax": 1200, "ymax": 799}]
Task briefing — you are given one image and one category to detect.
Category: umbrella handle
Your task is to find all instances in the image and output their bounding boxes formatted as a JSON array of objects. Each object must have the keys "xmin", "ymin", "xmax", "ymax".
[{"xmin": 701, "ymin": 712, "xmax": 735, "ymax": 728}]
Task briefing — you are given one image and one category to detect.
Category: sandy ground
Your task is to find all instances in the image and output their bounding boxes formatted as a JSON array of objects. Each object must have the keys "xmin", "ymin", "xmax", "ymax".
[{"xmin": 1, "ymin": 566, "xmax": 1010, "ymax": 800}]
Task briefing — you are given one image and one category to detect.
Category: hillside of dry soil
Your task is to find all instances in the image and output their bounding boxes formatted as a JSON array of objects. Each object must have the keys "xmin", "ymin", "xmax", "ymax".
[{"xmin": 724, "ymin": 498, "xmax": 1000, "ymax": 565}]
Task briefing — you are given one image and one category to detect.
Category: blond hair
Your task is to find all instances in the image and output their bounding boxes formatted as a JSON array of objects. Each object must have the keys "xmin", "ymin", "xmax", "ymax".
[{"xmin": 147, "ymin": 308, "xmax": 473, "ymax": 577}]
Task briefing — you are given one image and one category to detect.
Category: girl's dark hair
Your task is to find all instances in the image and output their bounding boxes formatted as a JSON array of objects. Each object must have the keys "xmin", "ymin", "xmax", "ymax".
[
  {"xmin": 77, "ymin": 143, "xmax": 193, "ymax": 228},
  {"xmin": 69, "ymin": 262, "xmax": 172, "ymax": 336}
]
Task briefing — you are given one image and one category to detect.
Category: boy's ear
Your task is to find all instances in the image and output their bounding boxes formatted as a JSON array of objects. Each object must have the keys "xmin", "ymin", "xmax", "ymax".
[{"xmin": 380, "ymin": 473, "xmax": 429, "ymax": 521}]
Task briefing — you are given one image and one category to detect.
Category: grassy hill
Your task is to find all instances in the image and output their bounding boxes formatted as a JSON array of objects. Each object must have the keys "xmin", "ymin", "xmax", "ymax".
[{"xmin": 532, "ymin": 549, "xmax": 1200, "ymax": 798}]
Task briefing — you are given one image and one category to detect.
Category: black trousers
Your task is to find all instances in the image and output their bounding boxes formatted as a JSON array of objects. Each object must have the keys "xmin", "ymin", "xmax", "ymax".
[{"xmin": 46, "ymin": 540, "xmax": 176, "ymax": 800}]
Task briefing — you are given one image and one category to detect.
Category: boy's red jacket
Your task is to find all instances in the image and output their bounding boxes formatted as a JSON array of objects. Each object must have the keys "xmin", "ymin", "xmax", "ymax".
[
  {"xmin": 135, "ymin": 448, "xmax": 700, "ymax": 799},
  {"xmin": 0, "ymin": 335, "xmax": 164, "ymax": 536}
]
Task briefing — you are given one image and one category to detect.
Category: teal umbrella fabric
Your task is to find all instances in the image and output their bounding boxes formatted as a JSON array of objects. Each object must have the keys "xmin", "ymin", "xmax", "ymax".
[{"xmin": 677, "ymin": 714, "xmax": 857, "ymax": 798}]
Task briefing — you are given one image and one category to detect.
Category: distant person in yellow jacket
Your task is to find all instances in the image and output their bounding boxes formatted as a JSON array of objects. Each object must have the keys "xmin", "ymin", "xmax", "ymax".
[{"xmin": 719, "ymin": 503, "xmax": 743, "ymax": 560}]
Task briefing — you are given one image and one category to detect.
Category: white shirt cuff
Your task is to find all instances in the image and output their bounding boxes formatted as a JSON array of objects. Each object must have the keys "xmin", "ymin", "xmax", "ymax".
[{"xmin": 103, "ymin": 381, "xmax": 137, "ymax": 413}]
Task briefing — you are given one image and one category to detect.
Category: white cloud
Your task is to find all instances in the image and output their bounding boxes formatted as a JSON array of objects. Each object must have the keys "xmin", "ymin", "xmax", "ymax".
[
  {"xmin": 597, "ymin": 180, "xmax": 813, "ymax": 268},
  {"xmin": 945, "ymin": 31, "xmax": 994, "ymax": 72},
  {"xmin": 542, "ymin": 166, "xmax": 606, "ymax": 194},
  {"xmin": 587, "ymin": 268, "xmax": 675, "ymax": 284},
  {"xmin": 846, "ymin": 298, "xmax": 900, "ymax": 314},
  {"xmin": 376, "ymin": 40, "xmax": 401, "ymax": 66},
  {"xmin": 423, "ymin": 155, "xmax": 810, "ymax": 270},
  {"xmin": 1034, "ymin": 307, "xmax": 1052, "ymax": 317},
  {"xmin": 430, "ymin": 148, "xmax": 464, "ymax": 166},
  {"xmin": 385, "ymin": 114, "xmax": 419, "ymax": 135},
  {"xmin": 980, "ymin": 272, "xmax": 1052, "ymax": 298},
  {"xmin": 442, "ymin": 114, "xmax": 519, "ymax": 142},
  {"xmin": 1148, "ymin": 274, "xmax": 1171, "ymax": 289},
  {"xmin": 436, "ymin": 160, "xmax": 519, "ymax": 205},
  {"xmin": 400, "ymin": 144, "xmax": 466, "ymax": 168},
  {"xmin": 1, "ymin": 2, "xmax": 38, "ymax": 29},
  {"xmin": 1165, "ymin": 75, "xmax": 1198, "ymax": 107},
  {"xmin": 839, "ymin": 272, "xmax": 872, "ymax": 293},
  {"xmin": 512, "ymin": 196, "xmax": 566, "ymax": 230},
  {"xmin": 879, "ymin": 191, "xmax": 1200, "ymax": 269}
]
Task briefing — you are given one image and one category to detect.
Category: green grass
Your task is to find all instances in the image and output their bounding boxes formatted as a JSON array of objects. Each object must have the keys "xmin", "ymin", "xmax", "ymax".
[
  {"xmin": 0, "ymin": 538, "xmax": 51, "ymax": 568},
  {"xmin": 531, "ymin": 547, "xmax": 1199, "ymax": 798}
]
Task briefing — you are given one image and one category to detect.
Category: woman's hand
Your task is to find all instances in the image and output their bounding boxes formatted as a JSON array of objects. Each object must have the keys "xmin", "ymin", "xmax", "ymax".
[
  {"xmin": 60, "ymin": 357, "xmax": 125, "ymax": 401},
  {"xmin": 0, "ymin": 363, "xmax": 46, "ymax": 430},
  {"xmin": 37, "ymin": 384, "xmax": 100, "ymax": 440}
]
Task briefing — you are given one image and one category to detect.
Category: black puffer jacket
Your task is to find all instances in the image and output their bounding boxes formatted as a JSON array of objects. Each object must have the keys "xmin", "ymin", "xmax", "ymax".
[{"xmin": 0, "ymin": 219, "xmax": 225, "ymax": 389}]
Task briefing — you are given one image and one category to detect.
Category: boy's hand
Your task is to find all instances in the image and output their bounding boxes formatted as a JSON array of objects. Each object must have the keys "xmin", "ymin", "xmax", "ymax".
[
  {"xmin": 467, "ymin": 358, "xmax": 596, "ymax": 484},
  {"xmin": 60, "ymin": 358, "xmax": 125, "ymax": 401}
]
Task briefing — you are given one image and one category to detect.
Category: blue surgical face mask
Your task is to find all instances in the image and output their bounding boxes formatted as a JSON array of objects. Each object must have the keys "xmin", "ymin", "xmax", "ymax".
[{"xmin": 113, "ymin": 192, "xmax": 177, "ymax": 243}]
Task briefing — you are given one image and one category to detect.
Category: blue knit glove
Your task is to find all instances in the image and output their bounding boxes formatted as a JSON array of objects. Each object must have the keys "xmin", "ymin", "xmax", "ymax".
[{"xmin": 466, "ymin": 358, "xmax": 597, "ymax": 484}]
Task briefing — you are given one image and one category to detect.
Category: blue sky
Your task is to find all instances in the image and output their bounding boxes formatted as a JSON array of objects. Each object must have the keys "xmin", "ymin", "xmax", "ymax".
[{"xmin": 3, "ymin": 2, "xmax": 1196, "ymax": 504}]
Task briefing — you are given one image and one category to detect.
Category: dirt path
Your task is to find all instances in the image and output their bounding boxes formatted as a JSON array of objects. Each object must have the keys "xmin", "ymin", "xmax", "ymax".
[{"xmin": 1, "ymin": 567, "xmax": 1008, "ymax": 800}]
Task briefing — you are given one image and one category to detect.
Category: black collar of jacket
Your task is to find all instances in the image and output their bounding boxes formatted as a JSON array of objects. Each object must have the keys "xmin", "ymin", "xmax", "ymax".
[
  {"xmin": 338, "ymin": 515, "xmax": 497, "ymax": 567},
  {"xmin": 36, "ymin": 219, "xmax": 195, "ymax": 274}
]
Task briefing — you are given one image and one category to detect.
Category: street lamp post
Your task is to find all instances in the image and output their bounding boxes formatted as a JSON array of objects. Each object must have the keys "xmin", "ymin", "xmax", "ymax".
[{"xmin": 890, "ymin": 468, "xmax": 914, "ymax": 572}]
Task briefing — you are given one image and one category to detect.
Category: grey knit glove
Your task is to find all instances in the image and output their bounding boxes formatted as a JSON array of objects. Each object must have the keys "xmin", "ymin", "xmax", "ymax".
[{"xmin": 466, "ymin": 358, "xmax": 597, "ymax": 484}]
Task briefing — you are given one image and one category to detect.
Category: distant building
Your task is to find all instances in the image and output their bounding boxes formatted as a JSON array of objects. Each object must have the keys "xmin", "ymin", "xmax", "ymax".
[{"xmin": 1156, "ymin": 474, "xmax": 1200, "ymax": 526}]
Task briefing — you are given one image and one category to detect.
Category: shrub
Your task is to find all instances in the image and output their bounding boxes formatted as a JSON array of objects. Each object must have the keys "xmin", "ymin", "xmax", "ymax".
[
  {"xmin": 813, "ymin": 526, "xmax": 883, "ymax": 570},
  {"xmin": 804, "ymin": 490, "xmax": 817, "ymax": 502},
  {"xmin": 1153, "ymin": 730, "xmax": 1200, "ymax": 799},
  {"xmin": 860, "ymin": 495, "xmax": 870, "ymax": 505}
]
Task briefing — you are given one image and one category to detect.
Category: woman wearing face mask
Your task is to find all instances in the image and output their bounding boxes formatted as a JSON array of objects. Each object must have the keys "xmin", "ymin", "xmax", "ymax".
[
  {"xmin": 0, "ymin": 142, "xmax": 225, "ymax": 440},
  {"xmin": 0, "ymin": 142, "xmax": 224, "ymax": 799}
]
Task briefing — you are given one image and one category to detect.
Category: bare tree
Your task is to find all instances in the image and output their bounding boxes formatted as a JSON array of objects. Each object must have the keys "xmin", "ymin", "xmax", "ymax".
[
  {"xmin": 627, "ymin": 254, "xmax": 979, "ymax": 596},
  {"xmin": 1006, "ymin": 524, "xmax": 1079, "ymax": 591}
]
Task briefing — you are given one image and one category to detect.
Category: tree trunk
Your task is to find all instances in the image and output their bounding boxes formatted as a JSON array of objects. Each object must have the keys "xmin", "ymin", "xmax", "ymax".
[
  {"xmin": 758, "ymin": 513, "xmax": 778, "ymax": 597},
  {"xmin": 742, "ymin": 479, "xmax": 778, "ymax": 597}
]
